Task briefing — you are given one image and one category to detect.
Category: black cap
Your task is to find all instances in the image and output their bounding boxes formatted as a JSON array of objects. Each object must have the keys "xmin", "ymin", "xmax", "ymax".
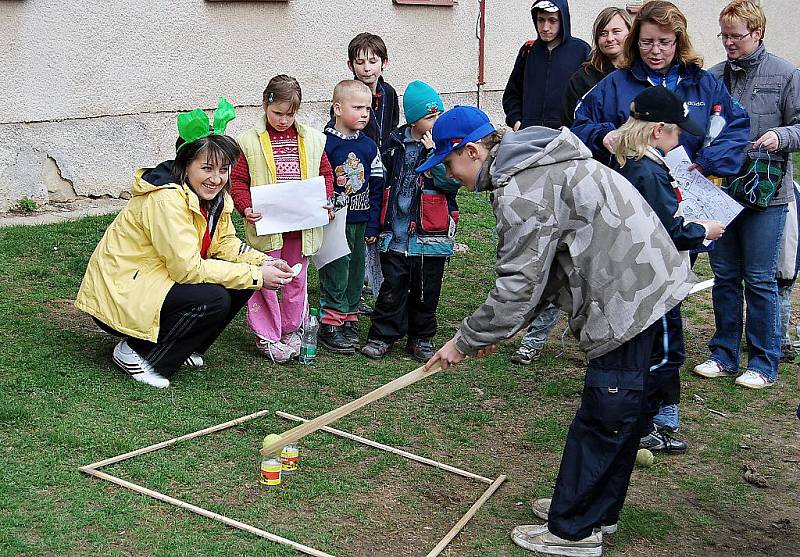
[{"xmin": 631, "ymin": 86, "xmax": 705, "ymax": 136}]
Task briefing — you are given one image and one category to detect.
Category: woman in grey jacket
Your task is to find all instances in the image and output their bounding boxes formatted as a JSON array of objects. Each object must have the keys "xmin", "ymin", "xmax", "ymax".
[{"xmin": 694, "ymin": 0, "xmax": 800, "ymax": 389}]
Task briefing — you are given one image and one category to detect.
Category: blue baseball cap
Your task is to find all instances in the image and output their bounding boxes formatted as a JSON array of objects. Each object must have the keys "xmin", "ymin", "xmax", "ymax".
[{"xmin": 415, "ymin": 106, "xmax": 496, "ymax": 173}]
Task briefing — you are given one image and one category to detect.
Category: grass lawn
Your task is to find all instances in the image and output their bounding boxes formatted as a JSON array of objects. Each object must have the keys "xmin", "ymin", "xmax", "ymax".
[{"xmin": 1, "ymin": 176, "xmax": 799, "ymax": 556}]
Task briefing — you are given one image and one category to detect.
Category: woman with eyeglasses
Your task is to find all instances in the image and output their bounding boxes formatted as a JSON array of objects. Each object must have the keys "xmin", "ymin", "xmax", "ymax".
[
  {"xmin": 694, "ymin": 0, "xmax": 800, "ymax": 390},
  {"xmin": 572, "ymin": 0, "xmax": 749, "ymax": 176},
  {"xmin": 572, "ymin": 0, "xmax": 750, "ymax": 452}
]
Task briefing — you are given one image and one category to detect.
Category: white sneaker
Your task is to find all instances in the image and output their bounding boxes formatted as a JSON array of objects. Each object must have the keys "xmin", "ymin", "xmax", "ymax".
[
  {"xmin": 692, "ymin": 359, "xmax": 735, "ymax": 378},
  {"xmin": 511, "ymin": 524, "xmax": 602, "ymax": 556},
  {"xmin": 532, "ymin": 498, "xmax": 617, "ymax": 534},
  {"xmin": 735, "ymin": 370, "xmax": 774, "ymax": 389},
  {"xmin": 183, "ymin": 352, "xmax": 204, "ymax": 367},
  {"xmin": 256, "ymin": 338, "xmax": 297, "ymax": 363},
  {"xmin": 112, "ymin": 340, "xmax": 170, "ymax": 388},
  {"xmin": 281, "ymin": 331, "xmax": 302, "ymax": 354}
]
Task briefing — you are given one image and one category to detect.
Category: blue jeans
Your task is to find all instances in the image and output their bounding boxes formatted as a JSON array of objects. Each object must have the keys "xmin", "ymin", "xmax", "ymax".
[
  {"xmin": 520, "ymin": 305, "xmax": 561, "ymax": 350},
  {"xmin": 708, "ymin": 205, "xmax": 788, "ymax": 382}
]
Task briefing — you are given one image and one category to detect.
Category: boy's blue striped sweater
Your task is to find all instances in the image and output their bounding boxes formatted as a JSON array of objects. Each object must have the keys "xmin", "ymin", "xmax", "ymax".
[{"xmin": 324, "ymin": 127, "xmax": 385, "ymax": 237}]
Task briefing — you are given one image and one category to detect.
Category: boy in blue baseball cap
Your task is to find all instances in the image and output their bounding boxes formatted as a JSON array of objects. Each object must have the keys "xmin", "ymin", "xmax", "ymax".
[{"xmin": 421, "ymin": 106, "xmax": 697, "ymax": 555}]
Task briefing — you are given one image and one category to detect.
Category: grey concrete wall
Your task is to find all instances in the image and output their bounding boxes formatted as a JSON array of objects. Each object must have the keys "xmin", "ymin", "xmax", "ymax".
[{"xmin": 2, "ymin": 0, "xmax": 798, "ymax": 210}]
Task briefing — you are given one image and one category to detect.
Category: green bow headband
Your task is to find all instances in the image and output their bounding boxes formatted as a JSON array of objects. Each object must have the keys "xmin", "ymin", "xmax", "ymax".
[{"xmin": 176, "ymin": 97, "xmax": 236, "ymax": 152}]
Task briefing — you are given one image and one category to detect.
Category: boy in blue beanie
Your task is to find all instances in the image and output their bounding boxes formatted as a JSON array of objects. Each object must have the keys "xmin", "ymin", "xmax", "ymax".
[{"xmin": 361, "ymin": 81, "xmax": 460, "ymax": 361}]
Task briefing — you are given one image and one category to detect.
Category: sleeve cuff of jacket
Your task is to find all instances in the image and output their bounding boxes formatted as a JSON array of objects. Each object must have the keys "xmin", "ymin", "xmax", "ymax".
[
  {"xmin": 453, "ymin": 331, "xmax": 479, "ymax": 357},
  {"xmin": 769, "ymin": 128, "xmax": 787, "ymax": 151},
  {"xmin": 249, "ymin": 264, "xmax": 263, "ymax": 289}
]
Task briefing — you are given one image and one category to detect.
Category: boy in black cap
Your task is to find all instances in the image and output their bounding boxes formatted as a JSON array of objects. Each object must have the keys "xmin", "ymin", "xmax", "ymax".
[{"xmin": 611, "ymin": 85, "xmax": 726, "ymax": 454}]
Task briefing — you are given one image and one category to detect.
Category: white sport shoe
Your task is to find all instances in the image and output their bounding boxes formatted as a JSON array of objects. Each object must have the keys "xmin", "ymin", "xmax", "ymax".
[
  {"xmin": 183, "ymin": 352, "xmax": 205, "ymax": 367},
  {"xmin": 112, "ymin": 340, "xmax": 170, "ymax": 388},
  {"xmin": 256, "ymin": 338, "xmax": 297, "ymax": 363},
  {"xmin": 735, "ymin": 370, "xmax": 774, "ymax": 389},
  {"xmin": 692, "ymin": 359, "xmax": 735, "ymax": 378},
  {"xmin": 281, "ymin": 331, "xmax": 302, "ymax": 354},
  {"xmin": 511, "ymin": 524, "xmax": 602, "ymax": 556},
  {"xmin": 532, "ymin": 498, "xmax": 617, "ymax": 534}
]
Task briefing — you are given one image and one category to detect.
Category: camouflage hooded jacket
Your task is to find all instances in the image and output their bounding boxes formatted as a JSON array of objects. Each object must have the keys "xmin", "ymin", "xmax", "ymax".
[{"xmin": 453, "ymin": 126, "xmax": 697, "ymax": 360}]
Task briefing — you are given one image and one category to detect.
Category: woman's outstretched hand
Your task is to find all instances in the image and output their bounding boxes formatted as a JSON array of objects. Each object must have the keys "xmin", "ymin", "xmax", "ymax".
[{"xmin": 261, "ymin": 259, "xmax": 294, "ymax": 290}]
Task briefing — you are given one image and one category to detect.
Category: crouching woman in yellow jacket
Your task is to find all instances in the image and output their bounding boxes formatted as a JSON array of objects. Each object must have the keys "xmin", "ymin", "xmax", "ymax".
[{"xmin": 75, "ymin": 99, "xmax": 293, "ymax": 388}]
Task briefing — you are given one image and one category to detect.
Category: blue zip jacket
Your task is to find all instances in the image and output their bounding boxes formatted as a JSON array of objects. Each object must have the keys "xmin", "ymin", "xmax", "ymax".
[
  {"xmin": 502, "ymin": 0, "xmax": 590, "ymax": 129},
  {"xmin": 572, "ymin": 60, "xmax": 750, "ymax": 177}
]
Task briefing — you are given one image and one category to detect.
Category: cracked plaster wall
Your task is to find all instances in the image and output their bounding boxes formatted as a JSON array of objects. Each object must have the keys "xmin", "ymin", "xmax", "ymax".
[{"xmin": 2, "ymin": 0, "xmax": 798, "ymax": 210}]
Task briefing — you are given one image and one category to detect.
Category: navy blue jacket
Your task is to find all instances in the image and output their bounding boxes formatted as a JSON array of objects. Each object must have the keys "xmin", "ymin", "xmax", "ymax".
[
  {"xmin": 502, "ymin": 0, "xmax": 590, "ymax": 129},
  {"xmin": 323, "ymin": 128, "xmax": 385, "ymax": 237},
  {"xmin": 572, "ymin": 60, "xmax": 750, "ymax": 177},
  {"xmin": 617, "ymin": 150, "xmax": 706, "ymax": 251}
]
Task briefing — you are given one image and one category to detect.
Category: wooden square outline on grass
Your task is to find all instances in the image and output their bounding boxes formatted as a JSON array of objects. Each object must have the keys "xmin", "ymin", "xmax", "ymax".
[{"xmin": 80, "ymin": 409, "xmax": 506, "ymax": 557}]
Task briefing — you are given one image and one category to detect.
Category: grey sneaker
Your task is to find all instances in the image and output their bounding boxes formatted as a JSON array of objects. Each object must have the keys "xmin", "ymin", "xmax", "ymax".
[
  {"xmin": 639, "ymin": 426, "xmax": 688, "ymax": 453},
  {"xmin": 511, "ymin": 524, "xmax": 602, "ymax": 556},
  {"xmin": 511, "ymin": 344, "xmax": 542, "ymax": 366},
  {"xmin": 532, "ymin": 498, "xmax": 617, "ymax": 534},
  {"xmin": 361, "ymin": 339, "xmax": 392, "ymax": 359}
]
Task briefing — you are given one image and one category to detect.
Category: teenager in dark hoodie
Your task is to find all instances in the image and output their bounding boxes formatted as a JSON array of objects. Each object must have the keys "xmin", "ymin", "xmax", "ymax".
[{"xmin": 503, "ymin": 0, "xmax": 590, "ymax": 131}]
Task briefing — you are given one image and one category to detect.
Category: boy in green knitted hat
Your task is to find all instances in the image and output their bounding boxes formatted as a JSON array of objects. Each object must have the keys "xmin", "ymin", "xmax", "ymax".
[{"xmin": 361, "ymin": 81, "xmax": 461, "ymax": 362}]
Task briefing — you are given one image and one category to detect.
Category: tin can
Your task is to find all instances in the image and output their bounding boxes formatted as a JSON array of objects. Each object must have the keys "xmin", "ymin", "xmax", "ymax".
[
  {"xmin": 281, "ymin": 443, "xmax": 299, "ymax": 473},
  {"xmin": 260, "ymin": 457, "xmax": 282, "ymax": 485}
]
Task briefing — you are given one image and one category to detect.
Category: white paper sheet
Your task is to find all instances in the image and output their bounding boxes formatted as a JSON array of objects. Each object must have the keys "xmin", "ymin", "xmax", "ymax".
[
  {"xmin": 251, "ymin": 177, "xmax": 329, "ymax": 236},
  {"xmin": 663, "ymin": 146, "xmax": 744, "ymax": 226},
  {"xmin": 312, "ymin": 206, "xmax": 350, "ymax": 270}
]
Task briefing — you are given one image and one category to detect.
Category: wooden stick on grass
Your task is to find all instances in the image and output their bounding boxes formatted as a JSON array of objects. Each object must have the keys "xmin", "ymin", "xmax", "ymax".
[
  {"xmin": 82, "ymin": 468, "xmax": 336, "ymax": 557},
  {"xmin": 81, "ymin": 409, "xmax": 271, "ymax": 471},
  {"xmin": 276, "ymin": 410, "xmax": 493, "ymax": 484},
  {"xmin": 426, "ymin": 474, "xmax": 507, "ymax": 557},
  {"xmin": 261, "ymin": 363, "xmax": 443, "ymax": 457}
]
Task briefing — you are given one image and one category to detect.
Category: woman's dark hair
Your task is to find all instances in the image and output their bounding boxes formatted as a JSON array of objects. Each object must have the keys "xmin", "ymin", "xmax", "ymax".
[{"xmin": 172, "ymin": 134, "xmax": 240, "ymax": 193}]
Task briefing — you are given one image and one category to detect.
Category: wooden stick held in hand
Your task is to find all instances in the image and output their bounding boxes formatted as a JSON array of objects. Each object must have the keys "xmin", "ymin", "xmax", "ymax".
[{"xmin": 260, "ymin": 362, "xmax": 443, "ymax": 456}]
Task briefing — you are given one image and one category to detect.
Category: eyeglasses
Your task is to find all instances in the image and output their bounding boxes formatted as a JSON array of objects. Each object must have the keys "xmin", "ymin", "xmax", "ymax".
[
  {"xmin": 716, "ymin": 31, "xmax": 753, "ymax": 42},
  {"xmin": 638, "ymin": 39, "xmax": 677, "ymax": 51}
]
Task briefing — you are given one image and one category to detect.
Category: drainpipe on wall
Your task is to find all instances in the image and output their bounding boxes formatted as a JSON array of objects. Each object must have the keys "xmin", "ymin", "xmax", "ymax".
[{"xmin": 476, "ymin": 0, "xmax": 486, "ymax": 108}]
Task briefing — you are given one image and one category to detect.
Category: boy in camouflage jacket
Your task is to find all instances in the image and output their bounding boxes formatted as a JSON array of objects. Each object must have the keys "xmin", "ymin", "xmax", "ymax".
[{"xmin": 420, "ymin": 106, "xmax": 695, "ymax": 556}]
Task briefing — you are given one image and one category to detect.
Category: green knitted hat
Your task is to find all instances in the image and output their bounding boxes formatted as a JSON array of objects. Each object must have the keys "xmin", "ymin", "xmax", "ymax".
[{"xmin": 403, "ymin": 81, "xmax": 444, "ymax": 125}]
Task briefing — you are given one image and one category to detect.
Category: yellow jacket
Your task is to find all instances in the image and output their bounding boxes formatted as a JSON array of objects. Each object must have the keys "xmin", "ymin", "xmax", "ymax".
[
  {"xmin": 75, "ymin": 163, "xmax": 267, "ymax": 342},
  {"xmin": 236, "ymin": 116, "xmax": 326, "ymax": 255}
]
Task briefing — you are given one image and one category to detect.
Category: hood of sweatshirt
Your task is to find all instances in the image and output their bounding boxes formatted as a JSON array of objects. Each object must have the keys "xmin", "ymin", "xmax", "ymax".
[
  {"xmin": 478, "ymin": 126, "xmax": 591, "ymax": 191},
  {"xmin": 136, "ymin": 160, "xmax": 179, "ymax": 196},
  {"xmin": 531, "ymin": 0, "xmax": 574, "ymax": 43}
]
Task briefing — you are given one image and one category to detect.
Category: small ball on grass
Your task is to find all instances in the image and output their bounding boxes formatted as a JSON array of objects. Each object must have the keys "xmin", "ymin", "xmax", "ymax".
[{"xmin": 636, "ymin": 448, "xmax": 654, "ymax": 467}]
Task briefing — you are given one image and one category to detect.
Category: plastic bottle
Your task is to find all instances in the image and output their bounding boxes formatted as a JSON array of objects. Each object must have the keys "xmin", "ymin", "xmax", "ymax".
[
  {"xmin": 702, "ymin": 104, "xmax": 726, "ymax": 149},
  {"xmin": 299, "ymin": 308, "xmax": 319, "ymax": 365}
]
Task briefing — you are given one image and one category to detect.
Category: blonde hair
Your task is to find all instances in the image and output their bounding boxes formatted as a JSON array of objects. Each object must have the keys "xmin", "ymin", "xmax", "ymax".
[
  {"xmin": 587, "ymin": 7, "xmax": 633, "ymax": 72},
  {"xmin": 620, "ymin": 1, "xmax": 703, "ymax": 69},
  {"xmin": 614, "ymin": 110, "xmax": 678, "ymax": 167},
  {"xmin": 720, "ymin": 0, "xmax": 767, "ymax": 38},
  {"xmin": 332, "ymin": 79, "xmax": 371, "ymax": 104}
]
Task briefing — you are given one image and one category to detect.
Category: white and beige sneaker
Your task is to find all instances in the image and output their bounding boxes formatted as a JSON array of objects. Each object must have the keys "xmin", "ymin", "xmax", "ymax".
[
  {"xmin": 532, "ymin": 498, "xmax": 617, "ymax": 534},
  {"xmin": 692, "ymin": 359, "xmax": 735, "ymax": 378},
  {"xmin": 112, "ymin": 340, "xmax": 170, "ymax": 389},
  {"xmin": 511, "ymin": 524, "xmax": 602, "ymax": 556},
  {"xmin": 735, "ymin": 370, "xmax": 773, "ymax": 389}
]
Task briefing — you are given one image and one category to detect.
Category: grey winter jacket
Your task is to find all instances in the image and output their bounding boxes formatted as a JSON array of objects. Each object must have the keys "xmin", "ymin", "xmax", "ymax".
[
  {"xmin": 710, "ymin": 44, "xmax": 800, "ymax": 205},
  {"xmin": 453, "ymin": 127, "xmax": 696, "ymax": 360}
]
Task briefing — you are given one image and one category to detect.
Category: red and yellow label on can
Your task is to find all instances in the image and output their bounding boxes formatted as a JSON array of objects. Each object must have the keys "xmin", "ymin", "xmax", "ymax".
[
  {"xmin": 281, "ymin": 444, "xmax": 299, "ymax": 472},
  {"xmin": 260, "ymin": 457, "xmax": 281, "ymax": 485}
]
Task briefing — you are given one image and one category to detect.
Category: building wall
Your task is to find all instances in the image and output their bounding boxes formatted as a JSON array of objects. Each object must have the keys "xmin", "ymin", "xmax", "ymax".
[{"xmin": 1, "ymin": 0, "xmax": 798, "ymax": 209}]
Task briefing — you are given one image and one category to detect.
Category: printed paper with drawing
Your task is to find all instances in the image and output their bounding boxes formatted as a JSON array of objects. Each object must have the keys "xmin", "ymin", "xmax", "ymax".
[
  {"xmin": 663, "ymin": 146, "xmax": 743, "ymax": 226},
  {"xmin": 250, "ymin": 177, "xmax": 329, "ymax": 236}
]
